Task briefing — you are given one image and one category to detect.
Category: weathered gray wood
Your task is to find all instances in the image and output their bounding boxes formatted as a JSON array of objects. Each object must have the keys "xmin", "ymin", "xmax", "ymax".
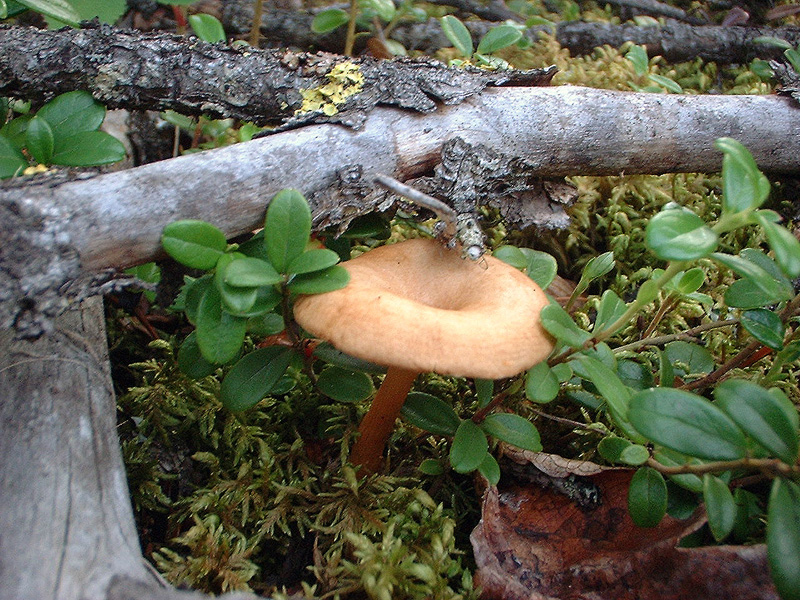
[
  {"xmin": 3, "ymin": 86, "xmax": 798, "ymax": 273},
  {"xmin": 2, "ymin": 86, "xmax": 798, "ymax": 335},
  {"xmin": 0, "ymin": 297, "xmax": 153, "ymax": 600}
]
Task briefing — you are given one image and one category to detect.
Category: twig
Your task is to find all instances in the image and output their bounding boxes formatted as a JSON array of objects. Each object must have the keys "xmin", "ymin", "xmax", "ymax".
[
  {"xmin": 602, "ymin": 0, "xmax": 706, "ymax": 25},
  {"xmin": 614, "ymin": 318, "xmax": 739, "ymax": 353},
  {"xmin": 647, "ymin": 456, "xmax": 800, "ymax": 478},
  {"xmin": 249, "ymin": 0, "xmax": 264, "ymax": 47}
]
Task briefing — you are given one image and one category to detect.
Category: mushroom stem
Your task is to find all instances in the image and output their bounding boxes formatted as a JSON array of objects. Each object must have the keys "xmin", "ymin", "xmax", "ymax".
[{"xmin": 349, "ymin": 366, "xmax": 419, "ymax": 474}]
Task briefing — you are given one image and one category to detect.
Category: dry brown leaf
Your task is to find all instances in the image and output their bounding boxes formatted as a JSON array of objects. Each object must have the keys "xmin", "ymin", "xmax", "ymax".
[{"xmin": 471, "ymin": 455, "xmax": 779, "ymax": 600}]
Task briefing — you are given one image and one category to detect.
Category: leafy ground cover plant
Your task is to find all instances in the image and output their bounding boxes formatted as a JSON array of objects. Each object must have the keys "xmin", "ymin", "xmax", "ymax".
[
  {"xmin": 147, "ymin": 136, "xmax": 800, "ymax": 599},
  {"xmin": 0, "ymin": 90, "xmax": 126, "ymax": 178}
]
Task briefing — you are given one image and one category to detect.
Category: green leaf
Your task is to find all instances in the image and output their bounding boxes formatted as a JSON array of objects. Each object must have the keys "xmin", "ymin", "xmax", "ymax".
[
  {"xmin": 0, "ymin": 134, "xmax": 27, "ymax": 179},
  {"xmin": 440, "ymin": 15, "xmax": 473, "ymax": 57},
  {"xmin": 475, "ymin": 378, "xmax": 494, "ymax": 408},
  {"xmin": 753, "ymin": 211, "xmax": 800, "ymax": 278},
  {"xmin": 419, "ymin": 459, "xmax": 444, "ymax": 476},
  {"xmin": 575, "ymin": 355, "xmax": 642, "ymax": 441},
  {"xmin": 288, "ymin": 265, "xmax": 350, "ymax": 295},
  {"xmin": 658, "ymin": 347, "xmax": 675, "ymax": 387},
  {"xmin": 575, "ymin": 251, "xmax": 615, "ymax": 296},
  {"xmin": 400, "ymin": 392, "xmax": 460, "ymax": 436},
  {"xmin": 223, "ymin": 257, "xmax": 282, "ymax": 287},
  {"xmin": 628, "ymin": 388, "xmax": 748, "ymax": 461},
  {"xmin": 618, "ymin": 444, "xmax": 650, "ymax": 465},
  {"xmin": 246, "ymin": 311, "xmax": 284, "ymax": 336},
  {"xmin": 715, "ymin": 137, "xmax": 771, "ymax": 215},
  {"xmin": 48, "ymin": 0, "xmax": 126, "ymax": 24},
  {"xmin": 177, "ymin": 331, "xmax": 217, "ymax": 379},
  {"xmin": 617, "ymin": 359, "xmax": 653, "ymax": 390},
  {"xmin": 15, "ymin": 0, "xmax": 79, "ymax": 25},
  {"xmin": 671, "ymin": 267, "xmax": 706, "ymax": 295},
  {"xmin": 235, "ymin": 286, "xmax": 282, "ymax": 318},
  {"xmin": 287, "ymin": 248, "xmax": 341, "ymax": 275},
  {"xmin": 189, "ymin": 13, "xmax": 226, "ymax": 43},
  {"xmin": 478, "ymin": 453, "xmax": 501, "ymax": 486},
  {"xmin": 648, "ymin": 73, "xmax": 683, "ymax": 93},
  {"xmin": 625, "ymin": 44, "xmax": 649, "ymax": 75},
  {"xmin": 540, "ymin": 303, "xmax": 591, "ymax": 348},
  {"xmin": 713, "ymin": 251, "xmax": 794, "ymax": 307},
  {"xmin": 316, "ymin": 366, "xmax": 374, "ymax": 403},
  {"xmin": 493, "ymin": 245, "xmax": 527, "ymax": 269},
  {"xmin": 476, "ymin": 24, "xmax": 523, "ymax": 55},
  {"xmin": 645, "ymin": 205, "xmax": 718, "ymax": 260},
  {"xmin": 360, "ymin": 0, "xmax": 394, "ymax": 22},
  {"xmin": 598, "ymin": 436, "xmax": 632, "ymax": 462},
  {"xmin": 312, "ymin": 342, "xmax": 385, "ymax": 374},
  {"xmin": 162, "ymin": 220, "xmax": 227, "ymax": 270},
  {"xmin": 522, "ymin": 249, "xmax": 558, "ymax": 288},
  {"xmin": 182, "ymin": 274, "xmax": 213, "ymax": 323},
  {"xmin": 195, "ymin": 284, "xmax": 247, "ymax": 364},
  {"xmin": 525, "ymin": 361, "xmax": 559, "ymax": 403},
  {"xmin": 481, "ymin": 413, "xmax": 542, "ymax": 452},
  {"xmin": 215, "ymin": 253, "xmax": 258, "ymax": 314},
  {"xmin": 594, "ymin": 289, "xmax": 627, "ymax": 334},
  {"xmin": 628, "ymin": 467, "xmax": 667, "ymax": 527},
  {"xmin": 653, "ymin": 448, "xmax": 703, "ymax": 493},
  {"xmin": 311, "ymin": 8, "xmax": 350, "ymax": 33},
  {"xmin": 703, "ymin": 474, "xmax": 736, "ymax": 541},
  {"xmin": 264, "ymin": 189, "xmax": 311, "ymax": 273},
  {"xmin": 767, "ymin": 478, "xmax": 800, "ymax": 600},
  {"xmin": 51, "ymin": 131, "xmax": 125, "ymax": 166},
  {"xmin": 715, "ymin": 379, "xmax": 798, "ymax": 465},
  {"xmin": 664, "ymin": 341, "xmax": 714, "ymax": 378},
  {"xmin": 221, "ymin": 347, "xmax": 296, "ymax": 411},
  {"xmin": 0, "ymin": 114, "xmax": 32, "ymax": 149},
  {"xmin": 636, "ymin": 278, "xmax": 660, "ymax": 305},
  {"xmin": 25, "ymin": 116, "xmax": 54, "ymax": 164},
  {"xmin": 741, "ymin": 309, "xmax": 785, "ymax": 350},
  {"xmin": 450, "ymin": 420, "xmax": 488, "ymax": 473},
  {"xmin": 37, "ymin": 91, "xmax": 105, "ymax": 139}
]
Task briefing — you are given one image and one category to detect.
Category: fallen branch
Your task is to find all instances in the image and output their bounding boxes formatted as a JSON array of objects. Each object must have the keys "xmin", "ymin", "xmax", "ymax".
[
  {"xmin": 220, "ymin": 4, "xmax": 800, "ymax": 65},
  {"xmin": 555, "ymin": 20, "xmax": 800, "ymax": 64},
  {"xmin": 2, "ymin": 86, "xmax": 798, "ymax": 336},
  {"xmin": 0, "ymin": 23, "xmax": 551, "ymax": 128}
]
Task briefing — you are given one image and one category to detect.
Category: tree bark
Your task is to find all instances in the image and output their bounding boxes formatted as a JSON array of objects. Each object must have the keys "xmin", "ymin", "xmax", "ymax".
[
  {"xmin": 0, "ymin": 22, "xmax": 550, "ymax": 128},
  {"xmin": 555, "ymin": 20, "xmax": 800, "ymax": 64},
  {"xmin": 2, "ymin": 86, "xmax": 799, "ymax": 335},
  {"xmin": 220, "ymin": 3, "xmax": 800, "ymax": 65}
]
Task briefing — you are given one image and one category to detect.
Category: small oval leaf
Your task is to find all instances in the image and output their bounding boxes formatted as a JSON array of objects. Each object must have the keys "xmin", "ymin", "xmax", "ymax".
[
  {"xmin": 25, "ymin": 116, "xmax": 54, "ymax": 164},
  {"xmin": 221, "ymin": 347, "xmax": 296, "ymax": 411},
  {"xmin": 645, "ymin": 205, "xmax": 718, "ymax": 260},
  {"xmin": 289, "ymin": 265, "xmax": 350, "ymax": 295},
  {"xmin": 767, "ymin": 478, "xmax": 800, "ymax": 600},
  {"xmin": 311, "ymin": 8, "xmax": 350, "ymax": 33},
  {"xmin": 480, "ymin": 413, "xmax": 542, "ymax": 452},
  {"xmin": 703, "ymin": 474, "xmax": 736, "ymax": 542},
  {"xmin": 264, "ymin": 189, "xmax": 312, "ymax": 273},
  {"xmin": 400, "ymin": 392, "xmax": 460, "ymax": 436},
  {"xmin": 440, "ymin": 15, "xmax": 473, "ymax": 57},
  {"xmin": 628, "ymin": 388, "xmax": 748, "ymax": 461},
  {"xmin": 628, "ymin": 466, "xmax": 667, "ymax": 527},
  {"xmin": 162, "ymin": 220, "xmax": 227, "ymax": 270},
  {"xmin": 316, "ymin": 366, "xmax": 374, "ymax": 403},
  {"xmin": 287, "ymin": 248, "xmax": 341, "ymax": 275},
  {"xmin": 450, "ymin": 420, "xmax": 488, "ymax": 473}
]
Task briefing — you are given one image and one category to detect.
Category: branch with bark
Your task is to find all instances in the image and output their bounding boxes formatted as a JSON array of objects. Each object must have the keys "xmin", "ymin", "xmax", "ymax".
[
  {"xmin": 0, "ymin": 22, "xmax": 552, "ymax": 127},
  {"xmin": 2, "ymin": 85, "xmax": 799, "ymax": 337},
  {"xmin": 220, "ymin": 2, "xmax": 800, "ymax": 65}
]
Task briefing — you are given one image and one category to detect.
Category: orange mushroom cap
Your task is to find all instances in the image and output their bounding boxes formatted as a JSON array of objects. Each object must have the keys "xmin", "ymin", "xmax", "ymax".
[{"xmin": 293, "ymin": 238, "xmax": 554, "ymax": 379}]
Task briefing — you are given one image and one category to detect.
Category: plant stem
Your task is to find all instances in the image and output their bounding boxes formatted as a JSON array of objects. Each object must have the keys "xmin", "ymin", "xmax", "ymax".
[
  {"xmin": 249, "ymin": 0, "xmax": 264, "ymax": 47},
  {"xmin": 349, "ymin": 367, "xmax": 418, "ymax": 474},
  {"xmin": 647, "ymin": 456, "xmax": 800, "ymax": 479},
  {"xmin": 613, "ymin": 318, "xmax": 739, "ymax": 353},
  {"xmin": 344, "ymin": 0, "xmax": 359, "ymax": 56}
]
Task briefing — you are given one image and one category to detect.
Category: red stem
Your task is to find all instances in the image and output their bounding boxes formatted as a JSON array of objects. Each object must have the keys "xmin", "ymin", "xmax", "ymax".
[{"xmin": 349, "ymin": 367, "xmax": 418, "ymax": 474}]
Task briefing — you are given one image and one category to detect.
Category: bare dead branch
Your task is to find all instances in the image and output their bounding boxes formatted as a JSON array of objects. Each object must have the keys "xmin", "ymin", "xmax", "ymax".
[
  {"xmin": 0, "ymin": 23, "xmax": 551, "ymax": 128},
  {"xmin": 2, "ymin": 86, "xmax": 798, "ymax": 335}
]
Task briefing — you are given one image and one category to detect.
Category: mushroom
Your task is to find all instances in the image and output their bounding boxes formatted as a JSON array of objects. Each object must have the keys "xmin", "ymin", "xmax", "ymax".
[{"xmin": 293, "ymin": 238, "xmax": 554, "ymax": 473}]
